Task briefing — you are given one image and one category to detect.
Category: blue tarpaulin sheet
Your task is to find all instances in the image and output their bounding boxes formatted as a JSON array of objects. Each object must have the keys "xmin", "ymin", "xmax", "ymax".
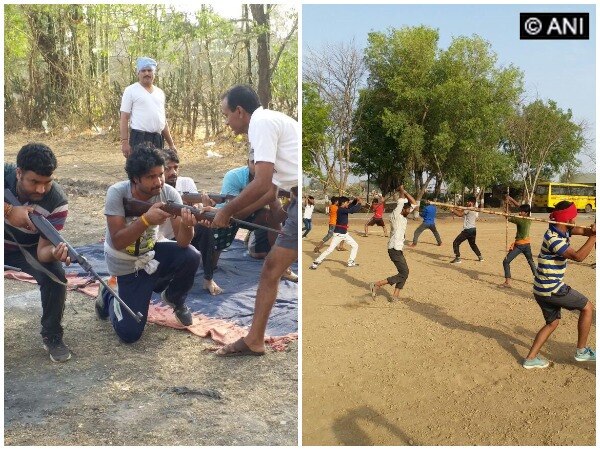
[{"xmin": 66, "ymin": 239, "xmax": 298, "ymax": 336}]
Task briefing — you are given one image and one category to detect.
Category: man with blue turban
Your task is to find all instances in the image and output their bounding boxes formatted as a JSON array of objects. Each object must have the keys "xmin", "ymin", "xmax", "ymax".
[{"xmin": 119, "ymin": 57, "xmax": 177, "ymax": 158}]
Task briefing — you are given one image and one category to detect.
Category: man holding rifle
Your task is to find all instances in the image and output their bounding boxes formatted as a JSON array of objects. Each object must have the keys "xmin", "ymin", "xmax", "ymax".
[
  {"xmin": 4, "ymin": 143, "xmax": 72, "ymax": 363},
  {"xmin": 160, "ymin": 148, "xmax": 223, "ymax": 295},
  {"xmin": 98, "ymin": 143, "xmax": 200, "ymax": 343},
  {"xmin": 207, "ymin": 84, "xmax": 298, "ymax": 357}
]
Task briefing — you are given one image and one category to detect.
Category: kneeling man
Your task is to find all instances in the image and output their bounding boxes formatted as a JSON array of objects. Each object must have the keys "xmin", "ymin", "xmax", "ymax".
[{"xmin": 97, "ymin": 143, "xmax": 200, "ymax": 343}]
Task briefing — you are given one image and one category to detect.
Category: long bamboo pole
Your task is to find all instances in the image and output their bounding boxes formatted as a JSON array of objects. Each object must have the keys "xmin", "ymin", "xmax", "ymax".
[{"xmin": 429, "ymin": 201, "xmax": 592, "ymax": 229}]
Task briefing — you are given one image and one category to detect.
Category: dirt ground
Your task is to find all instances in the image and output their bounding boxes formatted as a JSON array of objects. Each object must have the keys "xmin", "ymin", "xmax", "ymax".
[
  {"xmin": 3, "ymin": 131, "xmax": 298, "ymax": 445},
  {"xmin": 302, "ymin": 211, "xmax": 595, "ymax": 446}
]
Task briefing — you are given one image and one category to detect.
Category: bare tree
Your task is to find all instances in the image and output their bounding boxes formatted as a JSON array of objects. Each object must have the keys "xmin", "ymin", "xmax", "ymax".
[{"xmin": 304, "ymin": 40, "xmax": 367, "ymax": 195}]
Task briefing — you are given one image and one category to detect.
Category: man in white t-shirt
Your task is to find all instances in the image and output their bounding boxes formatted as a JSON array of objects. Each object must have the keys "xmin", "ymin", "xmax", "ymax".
[
  {"xmin": 205, "ymin": 84, "xmax": 298, "ymax": 357},
  {"xmin": 119, "ymin": 57, "xmax": 176, "ymax": 158},
  {"xmin": 368, "ymin": 186, "xmax": 417, "ymax": 300},
  {"xmin": 450, "ymin": 196, "xmax": 484, "ymax": 264}
]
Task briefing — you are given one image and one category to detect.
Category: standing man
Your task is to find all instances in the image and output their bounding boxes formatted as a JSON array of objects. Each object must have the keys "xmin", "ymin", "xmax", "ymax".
[
  {"xmin": 120, "ymin": 56, "xmax": 176, "ymax": 158},
  {"xmin": 97, "ymin": 143, "xmax": 200, "ymax": 343},
  {"xmin": 369, "ymin": 186, "xmax": 418, "ymax": 300},
  {"xmin": 501, "ymin": 194, "xmax": 537, "ymax": 288},
  {"xmin": 4, "ymin": 143, "xmax": 72, "ymax": 362},
  {"xmin": 522, "ymin": 201, "xmax": 596, "ymax": 369},
  {"xmin": 450, "ymin": 197, "xmax": 484, "ymax": 264},
  {"xmin": 158, "ymin": 149, "xmax": 223, "ymax": 295},
  {"xmin": 208, "ymin": 84, "xmax": 298, "ymax": 356},
  {"xmin": 364, "ymin": 194, "xmax": 388, "ymax": 237},
  {"xmin": 408, "ymin": 199, "xmax": 442, "ymax": 247}
]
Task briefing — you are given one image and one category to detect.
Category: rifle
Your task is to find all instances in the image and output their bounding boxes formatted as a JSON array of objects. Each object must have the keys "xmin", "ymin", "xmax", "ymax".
[
  {"xmin": 181, "ymin": 192, "xmax": 235, "ymax": 205},
  {"xmin": 182, "ymin": 189, "xmax": 291, "ymax": 205},
  {"xmin": 122, "ymin": 198, "xmax": 291, "ymax": 236},
  {"xmin": 4, "ymin": 189, "xmax": 143, "ymax": 323},
  {"xmin": 4, "ymin": 265, "xmax": 22, "ymax": 272}
]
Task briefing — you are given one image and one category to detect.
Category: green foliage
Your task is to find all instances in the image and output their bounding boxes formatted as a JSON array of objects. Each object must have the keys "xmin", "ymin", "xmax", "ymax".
[
  {"xmin": 352, "ymin": 88, "xmax": 408, "ymax": 194},
  {"xmin": 357, "ymin": 26, "xmax": 523, "ymax": 198},
  {"xmin": 504, "ymin": 99, "xmax": 585, "ymax": 200},
  {"xmin": 302, "ymin": 82, "xmax": 331, "ymax": 177},
  {"xmin": 4, "ymin": 4, "xmax": 297, "ymax": 136}
]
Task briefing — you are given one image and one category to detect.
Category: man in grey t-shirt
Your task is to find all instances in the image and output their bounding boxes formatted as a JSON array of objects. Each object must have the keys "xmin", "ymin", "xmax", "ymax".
[
  {"xmin": 97, "ymin": 143, "xmax": 200, "ymax": 343},
  {"xmin": 450, "ymin": 196, "xmax": 483, "ymax": 264}
]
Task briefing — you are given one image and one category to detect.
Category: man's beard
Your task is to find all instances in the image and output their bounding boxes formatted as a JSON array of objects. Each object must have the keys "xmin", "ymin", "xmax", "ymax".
[{"xmin": 166, "ymin": 177, "xmax": 177, "ymax": 188}]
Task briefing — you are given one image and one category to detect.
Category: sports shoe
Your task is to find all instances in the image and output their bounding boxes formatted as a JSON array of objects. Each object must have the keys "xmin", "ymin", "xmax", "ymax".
[
  {"xmin": 522, "ymin": 356, "xmax": 550, "ymax": 369},
  {"xmin": 478, "ymin": 256, "xmax": 485, "ymax": 262},
  {"xmin": 282, "ymin": 268, "xmax": 299, "ymax": 282},
  {"xmin": 575, "ymin": 347, "xmax": 596, "ymax": 362},
  {"xmin": 161, "ymin": 291, "xmax": 193, "ymax": 326},
  {"xmin": 42, "ymin": 335, "xmax": 72, "ymax": 363},
  {"xmin": 309, "ymin": 262, "xmax": 320, "ymax": 270},
  {"xmin": 347, "ymin": 260, "xmax": 359, "ymax": 267},
  {"xmin": 450, "ymin": 257, "xmax": 462, "ymax": 264},
  {"xmin": 95, "ymin": 285, "xmax": 109, "ymax": 320},
  {"xmin": 369, "ymin": 282, "xmax": 376, "ymax": 299}
]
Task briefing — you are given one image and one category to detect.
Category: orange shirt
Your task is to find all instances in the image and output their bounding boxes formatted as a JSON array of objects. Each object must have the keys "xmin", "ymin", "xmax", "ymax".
[{"xmin": 328, "ymin": 204, "xmax": 338, "ymax": 225}]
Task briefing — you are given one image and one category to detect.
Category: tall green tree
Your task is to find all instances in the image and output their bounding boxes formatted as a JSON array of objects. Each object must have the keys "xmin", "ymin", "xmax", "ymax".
[
  {"xmin": 352, "ymin": 88, "xmax": 406, "ymax": 194},
  {"xmin": 302, "ymin": 82, "xmax": 332, "ymax": 189},
  {"xmin": 504, "ymin": 99, "xmax": 585, "ymax": 203},
  {"xmin": 357, "ymin": 27, "xmax": 523, "ymax": 204}
]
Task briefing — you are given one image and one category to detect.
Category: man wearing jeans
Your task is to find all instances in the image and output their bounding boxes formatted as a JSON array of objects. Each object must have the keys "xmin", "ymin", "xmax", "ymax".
[
  {"xmin": 450, "ymin": 197, "xmax": 483, "ymax": 264},
  {"xmin": 4, "ymin": 143, "xmax": 72, "ymax": 362},
  {"xmin": 501, "ymin": 195, "xmax": 536, "ymax": 288},
  {"xmin": 409, "ymin": 199, "xmax": 442, "ymax": 247},
  {"xmin": 98, "ymin": 143, "xmax": 199, "ymax": 343}
]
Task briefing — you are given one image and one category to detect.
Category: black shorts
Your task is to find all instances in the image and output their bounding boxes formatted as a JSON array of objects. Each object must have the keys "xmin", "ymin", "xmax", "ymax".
[
  {"xmin": 366, "ymin": 217, "xmax": 385, "ymax": 227},
  {"xmin": 534, "ymin": 284, "xmax": 588, "ymax": 324},
  {"xmin": 248, "ymin": 229, "xmax": 271, "ymax": 254}
]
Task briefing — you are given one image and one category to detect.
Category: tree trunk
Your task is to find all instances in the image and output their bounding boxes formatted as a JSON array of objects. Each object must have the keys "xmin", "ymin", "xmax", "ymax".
[{"xmin": 250, "ymin": 4, "xmax": 271, "ymax": 108}]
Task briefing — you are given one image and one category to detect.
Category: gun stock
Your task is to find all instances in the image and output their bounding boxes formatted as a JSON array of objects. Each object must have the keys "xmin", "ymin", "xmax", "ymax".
[{"xmin": 4, "ymin": 189, "xmax": 143, "ymax": 322}]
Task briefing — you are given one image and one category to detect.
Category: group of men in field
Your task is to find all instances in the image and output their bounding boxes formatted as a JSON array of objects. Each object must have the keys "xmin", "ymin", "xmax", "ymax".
[
  {"xmin": 5, "ymin": 57, "xmax": 299, "ymax": 363},
  {"xmin": 307, "ymin": 187, "xmax": 596, "ymax": 369}
]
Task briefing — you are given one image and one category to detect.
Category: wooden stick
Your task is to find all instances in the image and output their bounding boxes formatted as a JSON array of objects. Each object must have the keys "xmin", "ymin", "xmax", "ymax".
[
  {"xmin": 505, "ymin": 188, "xmax": 509, "ymax": 251},
  {"xmin": 429, "ymin": 201, "xmax": 592, "ymax": 228}
]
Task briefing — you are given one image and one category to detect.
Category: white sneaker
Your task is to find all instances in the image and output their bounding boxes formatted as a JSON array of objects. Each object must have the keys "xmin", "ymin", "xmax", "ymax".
[
  {"xmin": 347, "ymin": 260, "xmax": 359, "ymax": 267},
  {"xmin": 309, "ymin": 262, "xmax": 319, "ymax": 270},
  {"xmin": 282, "ymin": 269, "xmax": 298, "ymax": 282}
]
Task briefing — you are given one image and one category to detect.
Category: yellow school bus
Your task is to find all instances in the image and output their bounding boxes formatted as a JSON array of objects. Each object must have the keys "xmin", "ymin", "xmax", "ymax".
[{"xmin": 532, "ymin": 182, "xmax": 596, "ymax": 213}]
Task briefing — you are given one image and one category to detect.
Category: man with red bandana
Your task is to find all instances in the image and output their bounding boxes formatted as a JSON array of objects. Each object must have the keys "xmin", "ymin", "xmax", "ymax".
[{"xmin": 522, "ymin": 201, "xmax": 596, "ymax": 369}]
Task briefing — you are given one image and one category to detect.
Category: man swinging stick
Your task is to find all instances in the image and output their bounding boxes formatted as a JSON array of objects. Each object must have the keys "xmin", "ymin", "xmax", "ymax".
[
  {"xmin": 522, "ymin": 201, "xmax": 596, "ymax": 369},
  {"xmin": 501, "ymin": 194, "xmax": 537, "ymax": 288},
  {"xmin": 368, "ymin": 185, "xmax": 417, "ymax": 300}
]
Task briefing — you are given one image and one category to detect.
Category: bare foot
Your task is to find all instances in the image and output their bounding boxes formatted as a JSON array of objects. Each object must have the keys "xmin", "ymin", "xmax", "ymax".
[{"xmin": 204, "ymin": 279, "xmax": 223, "ymax": 295}]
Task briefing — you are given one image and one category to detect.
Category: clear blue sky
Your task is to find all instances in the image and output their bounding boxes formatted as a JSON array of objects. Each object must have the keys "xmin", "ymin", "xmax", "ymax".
[{"xmin": 303, "ymin": 3, "xmax": 596, "ymax": 170}]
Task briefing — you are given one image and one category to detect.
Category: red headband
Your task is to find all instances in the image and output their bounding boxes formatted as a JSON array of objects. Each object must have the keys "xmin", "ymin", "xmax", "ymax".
[{"xmin": 550, "ymin": 203, "xmax": 577, "ymax": 223}]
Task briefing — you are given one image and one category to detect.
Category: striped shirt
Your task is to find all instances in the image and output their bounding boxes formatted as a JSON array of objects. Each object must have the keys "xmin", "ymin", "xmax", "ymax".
[
  {"xmin": 4, "ymin": 163, "xmax": 68, "ymax": 252},
  {"xmin": 533, "ymin": 226, "xmax": 570, "ymax": 296}
]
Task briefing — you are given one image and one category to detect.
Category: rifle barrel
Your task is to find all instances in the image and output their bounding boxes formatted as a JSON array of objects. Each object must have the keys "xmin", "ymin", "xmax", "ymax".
[{"xmin": 4, "ymin": 189, "xmax": 143, "ymax": 322}]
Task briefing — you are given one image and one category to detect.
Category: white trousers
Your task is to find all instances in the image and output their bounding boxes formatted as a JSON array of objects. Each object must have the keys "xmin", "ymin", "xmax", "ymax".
[{"xmin": 314, "ymin": 232, "xmax": 358, "ymax": 263}]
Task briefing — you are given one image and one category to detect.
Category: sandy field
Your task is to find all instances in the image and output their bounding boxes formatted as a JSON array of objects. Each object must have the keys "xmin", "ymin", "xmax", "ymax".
[
  {"xmin": 302, "ymin": 211, "xmax": 595, "ymax": 446},
  {"xmin": 4, "ymin": 132, "xmax": 298, "ymax": 445}
]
